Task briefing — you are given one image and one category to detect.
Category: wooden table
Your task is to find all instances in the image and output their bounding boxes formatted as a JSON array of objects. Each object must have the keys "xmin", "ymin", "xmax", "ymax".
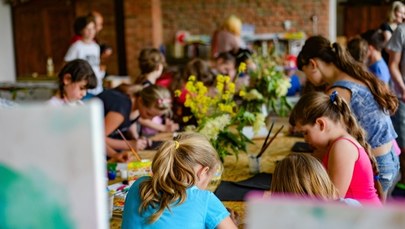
[{"xmin": 110, "ymin": 117, "xmax": 302, "ymax": 228}]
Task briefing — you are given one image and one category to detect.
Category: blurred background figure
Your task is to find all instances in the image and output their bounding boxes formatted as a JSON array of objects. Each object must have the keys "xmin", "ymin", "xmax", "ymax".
[
  {"xmin": 211, "ymin": 15, "xmax": 246, "ymax": 59},
  {"xmin": 283, "ymin": 55, "xmax": 302, "ymax": 97},
  {"xmin": 346, "ymin": 36, "xmax": 368, "ymax": 65},
  {"xmin": 380, "ymin": 1, "xmax": 405, "ymax": 64}
]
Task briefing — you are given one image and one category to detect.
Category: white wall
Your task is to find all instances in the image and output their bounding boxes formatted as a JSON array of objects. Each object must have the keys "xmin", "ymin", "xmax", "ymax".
[
  {"xmin": 329, "ymin": 0, "xmax": 337, "ymax": 42},
  {"xmin": 0, "ymin": 3, "xmax": 16, "ymax": 82}
]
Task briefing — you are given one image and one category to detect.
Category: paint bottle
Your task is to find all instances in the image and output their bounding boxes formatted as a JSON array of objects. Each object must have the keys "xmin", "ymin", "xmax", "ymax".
[{"xmin": 47, "ymin": 57, "xmax": 54, "ymax": 77}]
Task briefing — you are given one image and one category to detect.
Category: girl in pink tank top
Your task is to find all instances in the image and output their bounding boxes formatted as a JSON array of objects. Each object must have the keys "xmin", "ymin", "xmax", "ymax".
[{"xmin": 289, "ymin": 91, "xmax": 382, "ymax": 206}]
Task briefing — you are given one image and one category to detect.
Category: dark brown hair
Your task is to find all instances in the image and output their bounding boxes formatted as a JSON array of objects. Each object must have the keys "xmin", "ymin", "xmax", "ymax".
[
  {"xmin": 297, "ymin": 35, "xmax": 398, "ymax": 114},
  {"xmin": 58, "ymin": 59, "xmax": 97, "ymax": 98}
]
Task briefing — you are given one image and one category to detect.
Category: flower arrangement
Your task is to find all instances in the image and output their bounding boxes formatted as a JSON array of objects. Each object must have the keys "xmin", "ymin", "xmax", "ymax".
[
  {"xmin": 176, "ymin": 75, "xmax": 265, "ymax": 162},
  {"xmin": 239, "ymin": 54, "xmax": 292, "ymax": 117}
]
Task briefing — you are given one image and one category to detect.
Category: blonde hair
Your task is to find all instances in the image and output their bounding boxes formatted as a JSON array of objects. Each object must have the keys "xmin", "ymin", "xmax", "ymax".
[
  {"xmin": 223, "ymin": 15, "xmax": 242, "ymax": 36},
  {"xmin": 138, "ymin": 84, "xmax": 172, "ymax": 111},
  {"xmin": 271, "ymin": 153, "xmax": 339, "ymax": 200},
  {"xmin": 289, "ymin": 91, "xmax": 383, "ymax": 199},
  {"xmin": 138, "ymin": 132, "xmax": 220, "ymax": 223},
  {"xmin": 388, "ymin": 1, "xmax": 405, "ymax": 22}
]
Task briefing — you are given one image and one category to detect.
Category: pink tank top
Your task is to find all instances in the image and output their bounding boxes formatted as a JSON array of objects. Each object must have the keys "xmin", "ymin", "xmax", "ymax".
[{"xmin": 322, "ymin": 137, "xmax": 382, "ymax": 206}]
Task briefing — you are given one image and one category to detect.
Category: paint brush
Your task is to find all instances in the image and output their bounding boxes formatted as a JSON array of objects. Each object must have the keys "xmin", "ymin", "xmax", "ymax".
[
  {"xmin": 256, "ymin": 125, "xmax": 284, "ymax": 158},
  {"xmin": 117, "ymin": 129, "xmax": 142, "ymax": 161}
]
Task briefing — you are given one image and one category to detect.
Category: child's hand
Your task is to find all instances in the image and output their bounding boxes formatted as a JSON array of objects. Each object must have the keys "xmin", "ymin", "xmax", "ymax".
[
  {"xmin": 110, "ymin": 151, "xmax": 131, "ymax": 163},
  {"xmin": 130, "ymin": 138, "xmax": 148, "ymax": 151},
  {"xmin": 165, "ymin": 119, "xmax": 180, "ymax": 132}
]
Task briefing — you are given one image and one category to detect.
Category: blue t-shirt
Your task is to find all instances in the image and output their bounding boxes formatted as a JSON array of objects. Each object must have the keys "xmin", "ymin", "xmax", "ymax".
[
  {"xmin": 368, "ymin": 59, "xmax": 390, "ymax": 84},
  {"xmin": 122, "ymin": 176, "xmax": 230, "ymax": 229},
  {"xmin": 287, "ymin": 74, "xmax": 301, "ymax": 96}
]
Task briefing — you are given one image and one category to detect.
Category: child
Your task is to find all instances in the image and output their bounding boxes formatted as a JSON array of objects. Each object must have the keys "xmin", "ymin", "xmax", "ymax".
[
  {"xmin": 122, "ymin": 132, "xmax": 237, "ymax": 228},
  {"xmin": 134, "ymin": 48, "xmax": 179, "ymax": 136},
  {"xmin": 361, "ymin": 29, "xmax": 391, "ymax": 85},
  {"xmin": 346, "ymin": 36, "xmax": 368, "ymax": 65},
  {"xmin": 134, "ymin": 48, "xmax": 165, "ymax": 86},
  {"xmin": 270, "ymin": 153, "xmax": 361, "ymax": 206},
  {"xmin": 283, "ymin": 55, "xmax": 302, "ymax": 96},
  {"xmin": 289, "ymin": 91, "xmax": 382, "ymax": 206},
  {"xmin": 297, "ymin": 35, "xmax": 399, "ymax": 201},
  {"xmin": 97, "ymin": 84, "xmax": 173, "ymax": 162},
  {"xmin": 48, "ymin": 59, "xmax": 97, "ymax": 106},
  {"xmin": 65, "ymin": 15, "xmax": 104, "ymax": 97}
]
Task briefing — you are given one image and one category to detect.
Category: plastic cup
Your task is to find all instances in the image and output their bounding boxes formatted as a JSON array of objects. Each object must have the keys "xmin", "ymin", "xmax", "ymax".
[{"xmin": 248, "ymin": 154, "xmax": 260, "ymax": 174}]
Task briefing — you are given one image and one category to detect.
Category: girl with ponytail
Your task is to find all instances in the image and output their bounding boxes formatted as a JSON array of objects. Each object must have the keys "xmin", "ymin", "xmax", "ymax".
[
  {"xmin": 289, "ymin": 91, "xmax": 382, "ymax": 206},
  {"xmin": 297, "ymin": 35, "xmax": 399, "ymax": 201},
  {"xmin": 122, "ymin": 132, "xmax": 237, "ymax": 229}
]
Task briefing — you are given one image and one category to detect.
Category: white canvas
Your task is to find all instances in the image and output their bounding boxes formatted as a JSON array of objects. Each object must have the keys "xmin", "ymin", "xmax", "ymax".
[
  {"xmin": 247, "ymin": 195, "xmax": 405, "ymax": 229},
  {"xmin": 0, "ymin": 100, "xmax": 107, "ymax": 229}
]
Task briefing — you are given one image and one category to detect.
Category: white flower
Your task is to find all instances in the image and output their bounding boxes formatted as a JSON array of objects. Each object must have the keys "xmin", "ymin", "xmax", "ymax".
[
  {"xmin": 253, "ymin": 113, "xmax": 265, "ymax": 134},
  {"xmin": 275, "ymin": 79, "xmax": 291, "ymax": 97},
  {"xmin": 244, "ymin": 89, "xmax": 264, "ymax": 101},
  {"xmin": 199, "ymin": 114, "xmax": 231, "ymax": 141}
]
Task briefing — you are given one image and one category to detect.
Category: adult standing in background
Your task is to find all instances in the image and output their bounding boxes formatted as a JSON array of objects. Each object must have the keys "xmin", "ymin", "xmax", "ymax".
[
  {"xmin": 386, "ymin": 23, "xmax": 405, "ymax": 196},
  {"xmin": 380, "ymin": 1, "xmax": 405, "ymax": 64},
  {"xmin": 211, "ymin": 15, "xmax": 246, "ymax": 58}
]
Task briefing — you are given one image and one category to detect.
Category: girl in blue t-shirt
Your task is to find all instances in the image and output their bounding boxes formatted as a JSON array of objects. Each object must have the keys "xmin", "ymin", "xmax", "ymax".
[{"xmin": 122, "ymin": 133, "xmax": 237, "ymax": 229}]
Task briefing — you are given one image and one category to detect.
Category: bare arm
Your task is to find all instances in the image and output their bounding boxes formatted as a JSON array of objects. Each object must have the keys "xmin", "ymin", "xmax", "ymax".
[
  {"xmin": 216, "ymin": 216, "xmax": 238, "ymax": 229},
  {"xmin": 138, "ymin": 117, "xmax": 179, "ymax": 133},
  {"xmin": 104, "ymin": 111, "xmax": 147, "ymax": 155},
  {"xmin": 388, "ymin": 50, "xmax": 405, "ymax": 101},
  {"xmin": 327, "ymin": 139, "xmax": 358, "ymax": 198},
  {"xmin": 326, "ymin": 87, "xmax": 352, "ymax": 103}
]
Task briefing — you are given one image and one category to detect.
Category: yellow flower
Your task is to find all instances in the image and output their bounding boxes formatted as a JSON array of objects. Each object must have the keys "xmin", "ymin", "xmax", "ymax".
[
  {"xmin": 217, "ymin": 74, "xmax": 224, "ymax": 83},
  {"xmin": 238, "ymin": 62, "xmax": 247, "ymax": 73},
  {"xmin": 224, "ymin": 76, "xmax": 230, "ymax": 83},
  {"xmin": 174, "ymin": 90, "xmax": 182, "ymax": 97},
  {"xmin": 188, "ymin": 75, "xmax": 196, "ymax": 81},
  {"xmin": 183, "ymin": 116, "xmax": 191, "ymax": 123},
  {"xmin": 239, "ymin": 90, "xmax": 246, "ymax": 97},
  {"xmin": 227, "ymin": 82, "xmax": 236, "ymax": 94}
]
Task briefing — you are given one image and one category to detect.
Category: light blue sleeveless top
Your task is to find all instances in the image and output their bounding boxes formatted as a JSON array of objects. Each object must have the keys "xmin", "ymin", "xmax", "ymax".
[{"xmin": 332, "ymin": 80, "xmax": 397, "ymax": 148}]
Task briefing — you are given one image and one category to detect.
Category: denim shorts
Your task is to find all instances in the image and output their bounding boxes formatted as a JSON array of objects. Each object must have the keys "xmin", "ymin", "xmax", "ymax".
[{"xmin": 375, "ymin": 148, "xmax": 400, "ymax": 192}]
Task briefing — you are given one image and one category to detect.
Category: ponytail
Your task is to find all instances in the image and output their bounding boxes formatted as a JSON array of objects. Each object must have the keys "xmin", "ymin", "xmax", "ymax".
[
  {"xmin": 332, "ymin": 42, "xmax": 398, "ymax": 114},
  {"xmin": 297, "ymin": 36, "xmax": 398, "ymax": 114},
  {"xmin": 290, "ymin": 91, "xmax": 383, "ymax": 200},
  {"xmin": 332, "ymin": 92, "xmax": 384, "ymax": 200},
  {"xmin": 138, "ymin": 133, "xmax": 219, "ymax": 223}
]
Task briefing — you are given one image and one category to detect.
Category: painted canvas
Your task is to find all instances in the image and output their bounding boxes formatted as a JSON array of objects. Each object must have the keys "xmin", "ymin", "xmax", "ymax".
[{"xmin": 0, "ymin": 100, "xmax": 107, "ymax": 229}]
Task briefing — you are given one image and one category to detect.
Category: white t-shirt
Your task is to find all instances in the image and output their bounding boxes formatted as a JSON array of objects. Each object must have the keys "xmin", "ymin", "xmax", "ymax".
[
  {"xmin": 64, "ymin": 40, "xmax": 104, "ymax": 95},
  {"xmin": 47, "ymin": 96, "xmax": 84, "ymax": 106}
]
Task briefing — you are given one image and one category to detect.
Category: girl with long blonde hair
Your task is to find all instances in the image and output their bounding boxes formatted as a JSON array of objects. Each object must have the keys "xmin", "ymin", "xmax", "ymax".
[{"xmin": 122, "ymin": 132, "xmax": 237, "ymax": 229}]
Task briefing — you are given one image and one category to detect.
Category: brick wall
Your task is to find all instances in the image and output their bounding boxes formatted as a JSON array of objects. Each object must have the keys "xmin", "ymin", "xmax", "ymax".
[
  {"xmin": 160, "ymin": 0, "xmax": 330, "ymax": 43},
  {"xmin": 76, "ymin": 0, "xmax": 330, "ymax": 78}
]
